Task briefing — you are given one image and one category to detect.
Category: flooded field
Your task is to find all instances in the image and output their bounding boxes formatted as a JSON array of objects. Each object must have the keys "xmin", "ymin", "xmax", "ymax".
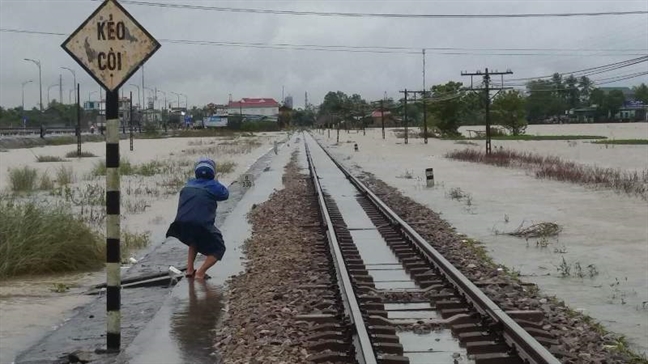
[
  {"xmin": 0, "ymin": 132, "xmax": 285, "ymax": 364},
  {"xmin": 316, "ymin": 123, "xmax": 648, "ymax": 355}
]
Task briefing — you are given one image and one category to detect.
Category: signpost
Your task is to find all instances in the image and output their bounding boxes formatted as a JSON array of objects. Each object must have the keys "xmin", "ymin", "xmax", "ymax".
[{"xmin": 61, "ymin": 0, "xmax": 159, "ymax": 352}]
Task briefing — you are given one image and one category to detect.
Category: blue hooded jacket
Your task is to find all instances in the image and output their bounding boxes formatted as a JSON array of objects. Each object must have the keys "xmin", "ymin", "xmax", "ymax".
[{"xmin": 174, "ymin": 178, "xmax": 229, "ymax": 226}]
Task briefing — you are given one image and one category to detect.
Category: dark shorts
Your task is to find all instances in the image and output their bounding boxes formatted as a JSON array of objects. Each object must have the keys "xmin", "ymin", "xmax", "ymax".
[{"xmin": 166, "ymin": 221, "xmax": 226, "ymax": 260}]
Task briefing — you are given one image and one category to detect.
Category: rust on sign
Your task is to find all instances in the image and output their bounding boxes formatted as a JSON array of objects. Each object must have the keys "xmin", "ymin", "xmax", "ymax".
[{"xmin": 62, "ymin": 0, "xmax": 160, "ymax": 92}]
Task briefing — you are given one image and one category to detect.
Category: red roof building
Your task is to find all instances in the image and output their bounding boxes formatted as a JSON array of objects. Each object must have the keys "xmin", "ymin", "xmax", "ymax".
[
  {"xmin": 228, "ymin": 98, "xmax": 280, "ymax": 109},
  {"xmin": 228, "ymin": 98, "xmax": 280, "ymax": 121}
]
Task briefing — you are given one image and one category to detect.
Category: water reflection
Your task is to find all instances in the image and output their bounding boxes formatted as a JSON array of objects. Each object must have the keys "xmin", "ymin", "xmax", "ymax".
[{"xmin": 170, "ymin": 280, "xmax": 224, "ymax": 363}]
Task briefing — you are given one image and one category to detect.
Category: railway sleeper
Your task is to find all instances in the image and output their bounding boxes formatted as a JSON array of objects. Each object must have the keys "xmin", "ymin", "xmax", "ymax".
[
  {"xmin": 307, "ymin": 351, "xmax": 355, "ymax": 364},
  {"xmin": 377, "ymin": 354, "xmax": 410, "ymax": 364},
  {"xmin": 471, "ymin": 353, "xmax": 524, "ymax": 364}
]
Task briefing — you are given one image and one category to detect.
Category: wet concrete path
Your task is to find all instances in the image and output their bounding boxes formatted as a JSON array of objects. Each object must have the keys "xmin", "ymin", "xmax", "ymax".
[{"xmin": 14, "ymin": 136, "xmax": 295, "ymax": 364}]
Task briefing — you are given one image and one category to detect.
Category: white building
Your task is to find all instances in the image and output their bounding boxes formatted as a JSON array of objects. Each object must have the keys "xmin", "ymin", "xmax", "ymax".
[{"xmin": 228, "ymin": 98, "xmax": 280, "ymax": 121}]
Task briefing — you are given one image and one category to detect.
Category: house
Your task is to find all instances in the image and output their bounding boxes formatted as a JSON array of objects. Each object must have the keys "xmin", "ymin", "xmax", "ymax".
[
  {"xmin": 370, "ymin": 110, "xmax": 398, "ymax": 127},
  {"xmin": 228, "ymin": 98, "xmax": 280, "ymax": 121}
]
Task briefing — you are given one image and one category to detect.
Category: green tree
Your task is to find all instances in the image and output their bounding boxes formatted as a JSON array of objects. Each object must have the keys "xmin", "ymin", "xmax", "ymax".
[
  {"xmin": 526, "ymin": 79, "xmax": 567, "ymax": 122},
  {"xmin": 564, "ymin": 75, "xmax": 580, "ymax": 109},
  {"xmin": 427, "ymin": 81, "xmax": 466, "ymax": 136},
  {"xmin": 292, "ymin": 109, "xmax": 315, "ymax": 126},
  {"xmin": 604, "ymin": 90, "xmax": 625, "ymax": 118},
  {"xmin": 578, "ymin": 76, "xmax": 594, "ymax": 105},
  {"xmin": 633, "ymin": 83, "xmax": 648, "ymax": 104},
  {"xmin": 492, "ymin": 90, "xmax": 527, "ymax": 135}
]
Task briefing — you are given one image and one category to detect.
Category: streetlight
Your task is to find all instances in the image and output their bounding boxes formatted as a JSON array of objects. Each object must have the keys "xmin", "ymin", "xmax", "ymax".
[
  {"xmin": 143, "ymin": 87, "xmax": 155, "ymax": 109},
  {"xmin": 48, "ymin": 83, "xmax": 60, "ymax": 106},
  {"xmin": 21, "ymin": 80, "xmax": 33, "ymax": 112},
  {"xmin": 61, "ymin": 67, "xmax": 76, "ymax": 105},
  {"xmin": 180, "ymin": 93, "xmax": 188, "ymax": 109},
  {"xmin": 170, "ymin": 91, "xmax": 180, "ymax": 109},
  {"xmin": 24, "ymin": 58, "xmax": 42, "ymax": 112},
  {"xmin": 156, "ymin": 90, "xmax": 167, "ymax": 110}
]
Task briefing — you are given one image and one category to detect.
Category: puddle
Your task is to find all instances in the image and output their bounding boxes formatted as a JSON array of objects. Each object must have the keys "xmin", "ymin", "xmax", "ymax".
[
  {"xmin": 398, "ymin": 330, "xmax": 471, "ymax": 364},
  {"xmin": 385, "ymin": 302, "xmax": 438, "ymax": 320}
]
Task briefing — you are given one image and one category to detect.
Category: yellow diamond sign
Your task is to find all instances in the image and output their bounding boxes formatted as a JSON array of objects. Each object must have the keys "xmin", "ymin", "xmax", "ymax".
[{"xmin": 62, "ymin": 0, "xmax": 160, "ymax": 91}]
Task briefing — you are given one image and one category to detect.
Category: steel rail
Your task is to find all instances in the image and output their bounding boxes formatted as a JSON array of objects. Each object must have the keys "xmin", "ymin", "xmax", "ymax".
[
  {"xmin": 304, "ymin": 139, "xmax": 378, "ymax": 364},
  {"xmin": 310, "ymin": 134, "xmax": 561, "ymax": 364}
]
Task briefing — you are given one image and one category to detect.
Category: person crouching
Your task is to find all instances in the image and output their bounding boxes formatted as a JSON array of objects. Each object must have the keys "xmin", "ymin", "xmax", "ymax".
[{"xmin": 166, "ymin": 158, "xmax": 229, "ymax": 280}]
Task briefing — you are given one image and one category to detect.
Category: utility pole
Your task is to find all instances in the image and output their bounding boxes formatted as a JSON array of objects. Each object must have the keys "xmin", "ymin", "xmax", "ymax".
[
  {"xmin": 399, "ymin": 89, "xmax": 409, "ymax": 144},
  {"xmin": 461, "ymin": 68, "xmax": 513, "ymax": 154},
  {"xmin": 422, "ymin": 49, "xmax": 428, "ymax": 144},
  {"xmin": 380, "ymin": 99, "xmax": 385, "ymax": 140},
  {"xmin": 59, "ymin": 74, "xmax": 63, "ymax": 105},
  {"xmin": 305, "ymin": 91, "xmax": 309, "ymax": 110}
]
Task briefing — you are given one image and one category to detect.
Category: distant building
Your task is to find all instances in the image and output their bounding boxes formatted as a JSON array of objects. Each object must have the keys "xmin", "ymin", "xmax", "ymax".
[
  {"xmin": 284, "ymin": 96, "xmax": 293, "ymax": 109},
  {"xmin": 228, "ymin": 98, "xmax": 280, "ymax": 121}
]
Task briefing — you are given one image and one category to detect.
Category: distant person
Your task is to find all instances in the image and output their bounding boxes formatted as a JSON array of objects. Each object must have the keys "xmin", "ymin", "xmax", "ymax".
[{"xmin": 166, "ymin": 158, "xmax": 229, "ymax": 280}]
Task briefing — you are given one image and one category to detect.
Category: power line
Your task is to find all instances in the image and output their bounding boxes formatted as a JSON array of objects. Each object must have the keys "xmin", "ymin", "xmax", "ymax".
[
  {"xmin": 112, "ymin": 0, "xmax": 648, "ymax": 19},
  {"xmin": 504, "ymin": 71, "xmax": 648, "ymax": 90},
  {"xmin": 507, "ymin": 55, "xmax": 648, "ymax": 81},
  {"xmin": 1, "ymin": 28, "xmax": 644, "ymax": 57}
]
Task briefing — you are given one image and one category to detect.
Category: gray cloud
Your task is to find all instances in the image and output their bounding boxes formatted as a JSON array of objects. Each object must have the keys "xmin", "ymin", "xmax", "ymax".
[{"xmin": 1, "ymin": 0, "xmax": 647, "ymax": 109}]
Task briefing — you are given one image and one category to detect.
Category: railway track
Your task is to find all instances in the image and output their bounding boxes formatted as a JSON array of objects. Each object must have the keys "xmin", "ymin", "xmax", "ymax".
[{"xmin": 303, "ymin": 133, "xmax": 562, "ymax": 364}]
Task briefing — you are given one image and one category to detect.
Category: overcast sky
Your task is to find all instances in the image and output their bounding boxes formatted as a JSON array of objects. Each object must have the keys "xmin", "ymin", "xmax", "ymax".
[{"xmin": 1, "ymin": 0, "xmax": 647, "ymax": 110}]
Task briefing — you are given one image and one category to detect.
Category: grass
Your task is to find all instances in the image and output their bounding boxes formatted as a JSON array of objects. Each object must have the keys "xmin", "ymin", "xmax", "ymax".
[
  {"xmin": 0, "ymin": 199, "xmax": 104, "ymax": 278},
  {"xmin": 592, "ymin": 139, "xmax": 648, "ymax": 145},
  {"xmin": 55, "ymin": 165, "xmax": 75, "ymax": 185},
  {"xmin": 65, "ymin": 150, "xmax": 97, "ymax": 158},
  {"xmin": 36, "ymin": 155, "xmax": 64, "ymax": 163},
  {"xmin": 184, "ymin": 139, "xmax": 262, "ymax": 156},
  {"xmin": 91, "ymin": 157, "xmax": 134, "ymax": 176},
  {"xmin": 217, "ymin": 161, "xmax": 236, "ymax": 175},
  {"xmin": 0, "ymin": 198, "xmax": 153, "ymax": 278},
  {"xmin": 446, "ymin": 148, "xmax": 648, "ymax": 199},
  {"xmin": 39, "ymin": 173, "xmax": 55, "ymax": 190},
  {"xmin": 8, "ymin": 166, "xmax": 38, "ymax": 192},
  {"xmin": 454, "ymin": 135, "xmax": 608, "ymax": 141}
]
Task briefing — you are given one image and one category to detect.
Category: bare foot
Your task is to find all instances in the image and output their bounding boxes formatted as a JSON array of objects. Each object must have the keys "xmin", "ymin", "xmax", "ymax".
[{"xmin": 194, "ymin": 272, "xmax": 212, "ymax": 280}]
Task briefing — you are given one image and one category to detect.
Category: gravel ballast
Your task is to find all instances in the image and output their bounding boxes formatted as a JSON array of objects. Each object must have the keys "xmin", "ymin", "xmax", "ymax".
[
  {"xmin": 213, "ymin": 153, "xmax": 337, "ymax": 363},
  {"xmin": 358, "ymin": 172, "xmax": 646, "ymax": 364}
]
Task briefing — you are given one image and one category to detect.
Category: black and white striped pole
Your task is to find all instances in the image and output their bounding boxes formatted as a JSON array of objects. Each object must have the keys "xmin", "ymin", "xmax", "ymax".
[
  {"xmin": 105, "ymin": 89, "xmax": 121, "ymax": 350},
  {"xmin": 61, "ymin": 0, "xmax": 160, "ymax": 352}
]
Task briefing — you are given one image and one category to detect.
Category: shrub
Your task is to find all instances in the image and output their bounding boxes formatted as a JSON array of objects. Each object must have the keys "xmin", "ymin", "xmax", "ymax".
[
  {"xmin": 0, "ymin": 199, "xmax": 104, "ymax": 278},
  {"xmin": 39, "ymin": 172, "xmax": 55, "ymax": 190},
  {"xmin": 56, "ymin": 165, "xmax": 75, "ymax": 185},
  {"xmin": 92, "ymin": 157, "xmax": 134, "ymax": 176},
  {"xmin": 8, "ymin": 166, "xmax": 38, "ymax": 192},
  {"xmin": 65, "ymin": 150, "xmax": 97, "ymax": 158},
  {"xmin": 36, "ymin": 155, "xmax": 64, "ymax": 163},
  {"xmin": 446, "ymin": 148, "xmax": 648, "ymax": 199}
]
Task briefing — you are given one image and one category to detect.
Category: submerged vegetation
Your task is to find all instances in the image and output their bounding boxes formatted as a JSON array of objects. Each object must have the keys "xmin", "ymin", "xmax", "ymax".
[
  {"xmin": 592, "ymin": 139, "xmax": 648, "ymax": 145},
  {"xmin": 0, "ymin": 199, "xmax": 104, "ymax": 278},
  {"xmin": 446, "ymin": 148, "xmax": 648, "ymax": 199}
]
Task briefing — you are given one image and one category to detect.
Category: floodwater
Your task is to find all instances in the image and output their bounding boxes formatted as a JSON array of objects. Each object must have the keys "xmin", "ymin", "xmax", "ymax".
[
  {"xmin": 118, "ymin": 136, "xmax": 297, "ymax": 363},
  {"xmin": 313, "ymin": 123, "xmax": 648, "ymax": 355},
  {"xmin": 0, "ymin": 133, "xmax": 286, "ymax": 364}
]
